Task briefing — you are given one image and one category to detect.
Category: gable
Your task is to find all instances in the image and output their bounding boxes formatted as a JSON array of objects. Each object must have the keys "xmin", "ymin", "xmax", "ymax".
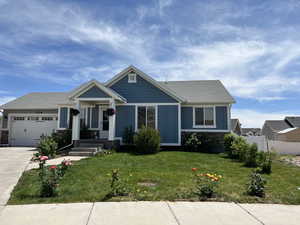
[
  {"xmin": 78, "ymin": 85, "xmax": 110, "ymax": 98},
  {"xmin": 110, "ymin": 73, "xmax": 178, "ymax": 103}
]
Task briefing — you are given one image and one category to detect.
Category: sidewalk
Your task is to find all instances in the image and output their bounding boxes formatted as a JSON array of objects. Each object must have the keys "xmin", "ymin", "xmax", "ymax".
[{"xmin": 0, "ymin": 201, "xmax": 299, "ymax": 225}]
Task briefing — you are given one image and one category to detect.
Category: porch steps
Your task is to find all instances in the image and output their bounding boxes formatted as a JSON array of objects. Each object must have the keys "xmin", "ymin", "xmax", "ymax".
[{"xmin": 68, "ymin": 143, "xmax": 104, "ymax": 156}]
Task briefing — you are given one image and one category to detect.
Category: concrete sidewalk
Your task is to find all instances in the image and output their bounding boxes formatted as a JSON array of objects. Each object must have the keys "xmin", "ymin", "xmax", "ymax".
[{"xmin": 0, "ymin": 201, "xmax": 299, "ymax": 225}]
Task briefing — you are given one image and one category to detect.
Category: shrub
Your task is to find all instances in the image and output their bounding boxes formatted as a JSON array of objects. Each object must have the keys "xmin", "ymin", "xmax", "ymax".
[
  {"xmin": 182, "ymin": 133, "xmax": 220, "ymax": 152},
  {"xmin": 133, "ymin": 127, "xmax": 160, "ymax": 154},
  {"xmin": 57, "ymin": 159, "xmax": 72, "ymax": 177},
  {"xmin": 37, "ymin": 136, "xmax": 58, "ymax": 158},
  {"xmin": 224, "ymin": 134, "xmax": 236, "ymax": 157},
  {"xmin": 184, "ymin": 133, "xmax": 202, "ymax": 152},
  {"xmin": 51, "ymin": 129, "xmax": 72, "ymax": 149},
  {"xmin": 257, "ymin": 152, "xmax": 272, "ymax": 174},
  {"xmin": 122, "ymin": 126, "xmax": 135, "ymax": 145},
  {"xmin": 109, "ymin": 169, "xmax": 129, "ymax": 197},
  {"xmin": 244, "ymin": 143, "xmax": 258, "ymax": 167},
  {"xmin": 247, "ymin": 172, "xmax": 266, "ymax": 197},
  {"xmin": 192, "ymin": 168, "xmax": 222, "ymax": 200},
  {"xmin": 231, "ymin": 137, "xmax": 249, "ymax": 161},
  {"xmin": 39, "ymin": 165, "xmax": 60, "ymax": 197}
]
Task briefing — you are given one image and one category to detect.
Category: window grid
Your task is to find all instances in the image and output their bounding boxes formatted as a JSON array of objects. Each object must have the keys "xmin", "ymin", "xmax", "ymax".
[{"xmin": 194, "ymin": 106, "xmax": 215, "ymax": 128}]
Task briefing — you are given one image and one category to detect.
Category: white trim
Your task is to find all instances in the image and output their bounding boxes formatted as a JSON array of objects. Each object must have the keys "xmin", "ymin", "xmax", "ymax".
[
  {"xmin": 135, "ymin": 105, "xmax": 158, "ymax": 131},
  {"xmin": 193, "ymin": 106, "xmax": 216, "ymax": 129},
  {"xmin": 105, "ymin": 65, "xmax": 185, "ymax": 102},
  {"xmin": 69, "ymin": 80, "xmax": 126, "ymax": 102},
  {"xmin": 181, "ymin": 104, "xmax": 229, "ymax": 107},
  {"xmin": 161, "ymin": 143, "xmax": 181, "ymax": 146},
  {"xmin": 181, "ymin": 129, "xmax": 230, "ymax": 133},
  {"xmin": 75, "ymin": 97, "xmax": 112, "ymax": 102}
]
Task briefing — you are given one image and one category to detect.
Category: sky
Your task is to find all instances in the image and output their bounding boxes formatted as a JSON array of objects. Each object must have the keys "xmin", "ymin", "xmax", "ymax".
[{"xmin": 0, "ymin": 0, "xmax": 300, "ymax": 128}]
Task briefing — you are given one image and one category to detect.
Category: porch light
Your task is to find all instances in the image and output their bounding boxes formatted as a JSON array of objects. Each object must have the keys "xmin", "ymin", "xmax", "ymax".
[
  {"xmin": 107, "ymin": 108, "xmax": 115, "ymax": 116},
  {"xmin": 70, "ymin": 108, "xmax": 80, "ymax": 116}
]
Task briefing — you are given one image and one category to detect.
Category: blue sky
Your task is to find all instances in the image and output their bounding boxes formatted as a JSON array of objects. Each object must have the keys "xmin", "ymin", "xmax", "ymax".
[{"xmin": 1, "ymin": 0, "xmax": 300, "ymax": 127}]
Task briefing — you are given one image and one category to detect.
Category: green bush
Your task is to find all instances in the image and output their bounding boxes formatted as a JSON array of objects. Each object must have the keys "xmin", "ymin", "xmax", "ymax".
[
  {"xmin": 39, "ymin": 165, "xmax": 60, "ymax": 197},
  {"xmin": 244, "ymin": 143, "xmax": 258, "ymax": 167},
  {"xmin": 109, "ymin": 169, "xmax": 129, "ymax": 197},
  {"xmin": 122, "ymin": 126, "xmax": 135, "ymax": 145},
  {"xmin": 133, "ymin": 127, "xmax": 160, "ymax": 154},
  {"xmin": 257, "ymin": 152, "xmax": 272, "ymax": 174},
  {"xmin": 231, "ymin": 137, "xmax": 249, "ymax": 161},
  {"xmin": 38, "ymin": 136, "xmax": 58, "ymax": 157},
  {"xmin": 184, "ymin": 133, "xmax": 202, "ymax": 152},
  {"xmin": 51, "ymin": 129, "xmax": 72, "ymax": 149},
  {"xmin": 182, "ymin": 133, "xmax": 220, "ymax": 152},
  {"xmin": 247, "ymin": 172, "xmax": 266, "ymax": 197},
  {"xmin": 224, "ymin": 134, "xmax": 236, "ymax": 157}
]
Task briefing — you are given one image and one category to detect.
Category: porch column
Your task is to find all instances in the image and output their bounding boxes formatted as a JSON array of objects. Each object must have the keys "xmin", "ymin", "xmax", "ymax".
[
  {"xmin": 108, "ymin": 98, "xmax": 116, "ymax": 141},
  {"xmin": 72, "ymin": 100, "xmax": 80, "ymax": 145}
]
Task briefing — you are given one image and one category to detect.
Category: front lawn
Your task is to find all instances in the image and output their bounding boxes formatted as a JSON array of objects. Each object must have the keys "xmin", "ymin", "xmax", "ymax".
[{"xmin": 9, "ymin": 151, "xmax": 300, "ymax": 204}]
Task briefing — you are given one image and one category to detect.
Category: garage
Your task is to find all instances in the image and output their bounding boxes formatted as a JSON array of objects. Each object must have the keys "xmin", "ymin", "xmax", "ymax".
[{"xmin": 10, "ymin": 115, "xmax": 58, "ymax": 146}]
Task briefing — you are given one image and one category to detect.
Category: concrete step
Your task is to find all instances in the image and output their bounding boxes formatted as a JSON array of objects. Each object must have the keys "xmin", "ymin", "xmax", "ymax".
[
  {"xmin": 68, "ymin": 151, "xmax": 95, "ymax": 156},
  {"xmin": 80, "ymin": 139, "xmax": 107, "ymax": 143},
  {"xmin": 71, "ymin": 147, "xmax": 99, "ymax": 152}
]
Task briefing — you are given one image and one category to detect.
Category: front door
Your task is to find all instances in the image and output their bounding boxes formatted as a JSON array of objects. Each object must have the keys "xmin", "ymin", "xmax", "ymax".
[{"xmin": 99, "ymin": 107, "xmax": 109, "ymax": 139}]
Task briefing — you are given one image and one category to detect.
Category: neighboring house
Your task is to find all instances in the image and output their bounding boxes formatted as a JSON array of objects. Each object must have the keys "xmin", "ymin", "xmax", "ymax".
[
  {"xmin": 241, "ymin": 128, "xmax": 261, "ymax": 136},
  {"xmin": 0, "ymin": 66, "xmax": 235, "ymax": 147},
  {"xmin": 262, "ymin": 116, "xmax": 300, "ymax": 142},
  {"xmin": 231, "ymin": 118, "xmax": 242, "ymax": 135}
]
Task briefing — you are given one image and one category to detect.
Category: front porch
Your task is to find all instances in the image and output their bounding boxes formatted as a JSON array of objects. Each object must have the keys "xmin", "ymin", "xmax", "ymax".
[{"xmin": 71, "ymin": 98, "xmax": 117, "ymax": 147}]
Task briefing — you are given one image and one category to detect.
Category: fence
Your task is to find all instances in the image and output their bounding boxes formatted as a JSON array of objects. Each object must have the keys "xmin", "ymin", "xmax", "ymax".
[{"xmin": 245, "ymin": 136, "xmax": 300, "ymax": 155}]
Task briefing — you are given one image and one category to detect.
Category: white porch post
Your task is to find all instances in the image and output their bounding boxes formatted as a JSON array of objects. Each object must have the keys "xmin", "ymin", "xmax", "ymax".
[
  {"xmin": 108, "ymin": 98, "xmax": 116, "ymax": 141},
  {"xmin": 72, "ymin": 100, "xmax": 80, "ymax": 143}
]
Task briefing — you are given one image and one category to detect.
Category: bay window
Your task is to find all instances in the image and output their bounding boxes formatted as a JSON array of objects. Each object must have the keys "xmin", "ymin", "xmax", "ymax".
[{"xmin": 193, "ymin": 106, "xmax": 215, "ymax": 128}]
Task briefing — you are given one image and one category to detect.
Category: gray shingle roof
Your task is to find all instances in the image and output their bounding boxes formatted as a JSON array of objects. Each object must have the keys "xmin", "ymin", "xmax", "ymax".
[
  {"xmin": 241, "ymin": 128, "xmax": 261, "ymax": 136},
  {"xmin": 159, "ymin": 80, "xmax": 235, "ymax": 104},
  {"xmin": 285, "ymin": 117, "xmax": 300, "ymax": 127},
  {"xmin": 264, "ymin": 120, "xmax": 291, "ymax": 131},
  {"xmin": 0, "ymin": 92, "xmax": 71, "ymax": 109}
]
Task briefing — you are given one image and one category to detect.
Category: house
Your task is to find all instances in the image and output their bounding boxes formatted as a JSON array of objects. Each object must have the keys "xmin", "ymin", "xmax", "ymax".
[
  {"xmin": 262, "ymin": 117, "xmax": 300, "ymax": 142},
  {"xmin": 241, "ymin": 128, "xmax": 261, "ymax": 136},
  {"xmin": 231, "ymin": 119, "xmax": 242, "ymax": 135},
  {"xmin": 0, "ymin": 66, "xmax": 235, "ymax": 148}
]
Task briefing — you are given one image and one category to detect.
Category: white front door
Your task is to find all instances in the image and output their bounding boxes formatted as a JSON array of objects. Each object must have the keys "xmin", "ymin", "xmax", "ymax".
[{"xmin": 99, "ymin": 107, "xmax": 109, "ymax": 139}]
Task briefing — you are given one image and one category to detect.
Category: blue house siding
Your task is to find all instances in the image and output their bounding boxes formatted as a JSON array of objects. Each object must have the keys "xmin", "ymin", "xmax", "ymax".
[
  {"xmin": 79, "ymin": 86, "xmax": 109, "ymax": 98},
  {"xmin": 115, "ymin": 105, "xmax": 135, "ymax": 138},
  {"xmin": 158, "ymin": 105, "xmax": 179, "ymax": 144},
  {"xmin": 110, "ymin": 74, "xmax": 178, "ymax": 103},
  {"xmin": 181, "ymin": 106, "xmax": 228, "ymax": 130}
]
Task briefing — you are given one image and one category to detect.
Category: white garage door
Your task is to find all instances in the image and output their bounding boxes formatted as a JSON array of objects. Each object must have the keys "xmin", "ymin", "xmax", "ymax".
[{"xmin": 10, "ymin": 115, "xmax": 58, "ymax": 146}]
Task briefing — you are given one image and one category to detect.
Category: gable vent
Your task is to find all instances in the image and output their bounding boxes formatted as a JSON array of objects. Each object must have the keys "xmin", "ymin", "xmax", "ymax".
[{"xmin": 128, "ymin": 71, "xmax": 137, "ymax": 83}]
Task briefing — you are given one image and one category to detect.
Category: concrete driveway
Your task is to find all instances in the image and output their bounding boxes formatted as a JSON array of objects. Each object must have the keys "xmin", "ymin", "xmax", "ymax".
[
  {"xmin": 0, "ymin": 147, "xmax": 35, "ymax": 205},
  {"xmin": 0, "ymin": 202, "xmax": 300, "ymax": 225}
]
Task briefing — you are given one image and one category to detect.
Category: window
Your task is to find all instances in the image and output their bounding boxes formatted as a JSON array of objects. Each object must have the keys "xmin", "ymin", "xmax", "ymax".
[
  {"xmin": 13, "ymin": 116, "xmax": 25, "ymax": 121},
  {"xmin": 128, "ymin": 72, "xmax": 137, "ymax": 83},
  {"xmin": 137, "ymin": 106, "xmax": 156, "ymax": 130},
  {"xmin": 102, "ymin": 110, "xmax": 109, "ymax": 131},
  {"xmin": 41, "ymin": 117, "xmax": 53, "ymax": 121},
  {"xmin": 193, "ymin": 106, "xmax": 215, "ymax": 128},
  {"xmin": 28, "ymin": 116, "xmax": 39, "ymax": 121}
]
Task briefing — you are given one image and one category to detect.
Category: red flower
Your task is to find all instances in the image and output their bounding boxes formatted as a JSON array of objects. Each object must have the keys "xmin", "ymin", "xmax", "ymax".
[
  {"xmin": 50, "ymin": 165, "xmax": 57, "ymax": 170},
  {"xmin": 39, "ymin": 156, "xmax": 49, "ymax": 161},
  {"xmin": 192, "ymin": 168, "xmax": 198, "ymax": 172}
]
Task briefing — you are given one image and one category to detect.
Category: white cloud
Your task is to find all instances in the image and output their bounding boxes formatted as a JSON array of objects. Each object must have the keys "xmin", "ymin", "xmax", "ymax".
[
  {"xmin": 0, "ymin": 96, "xmax": 16, "ymax": 106},
  {"xmin": 232, "ymin": 109, "xmax": 300, "ymax": 128}
]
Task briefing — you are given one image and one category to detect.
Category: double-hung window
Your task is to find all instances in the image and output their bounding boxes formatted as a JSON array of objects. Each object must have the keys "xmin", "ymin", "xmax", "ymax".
[
  {"xmin": 193, "ymin": 106, "xmax": 215, "ymax": 128},
  {"xmin": 137, "ymin": 106, "xmax": 156, "ymax": 130}
]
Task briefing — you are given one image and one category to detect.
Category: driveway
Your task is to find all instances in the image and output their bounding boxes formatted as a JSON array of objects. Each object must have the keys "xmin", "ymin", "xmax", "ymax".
[
  {"xmin": 0, "ymin": 202, "xmax": 300, "ymax": 225},
  {"xmin": 0, "ymin": 147, "xmax": 35, "ymax": 205}
]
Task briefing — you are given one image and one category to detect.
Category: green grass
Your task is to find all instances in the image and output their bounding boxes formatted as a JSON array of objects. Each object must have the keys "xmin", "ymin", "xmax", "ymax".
[{"xmin": 8, "ymin": 151, "xmax": 300, "ymax": 204}]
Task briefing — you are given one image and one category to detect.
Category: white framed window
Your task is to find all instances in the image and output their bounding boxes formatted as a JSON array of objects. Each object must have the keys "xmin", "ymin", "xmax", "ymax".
[
  {"xmin": 13, "ymin": 116, "xmax": 25, "ymax": 121},
  {"xmin": 136, "ymin": 105, "xmax": 157, "ymax": 130},
  {"xmin": 28, "ymin": 116, "xmax": 39, "ymax": 121},
  {"xmin": 41, "ymin": 116, "xmax": 53, "ymax": 121},
  {"xmin": 128, "ymin": 72, "xmax": 137, "ymax": 83},
  {"xmin": 193, "ymin": 106, "xmax": 216, "ymax": 128}
]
